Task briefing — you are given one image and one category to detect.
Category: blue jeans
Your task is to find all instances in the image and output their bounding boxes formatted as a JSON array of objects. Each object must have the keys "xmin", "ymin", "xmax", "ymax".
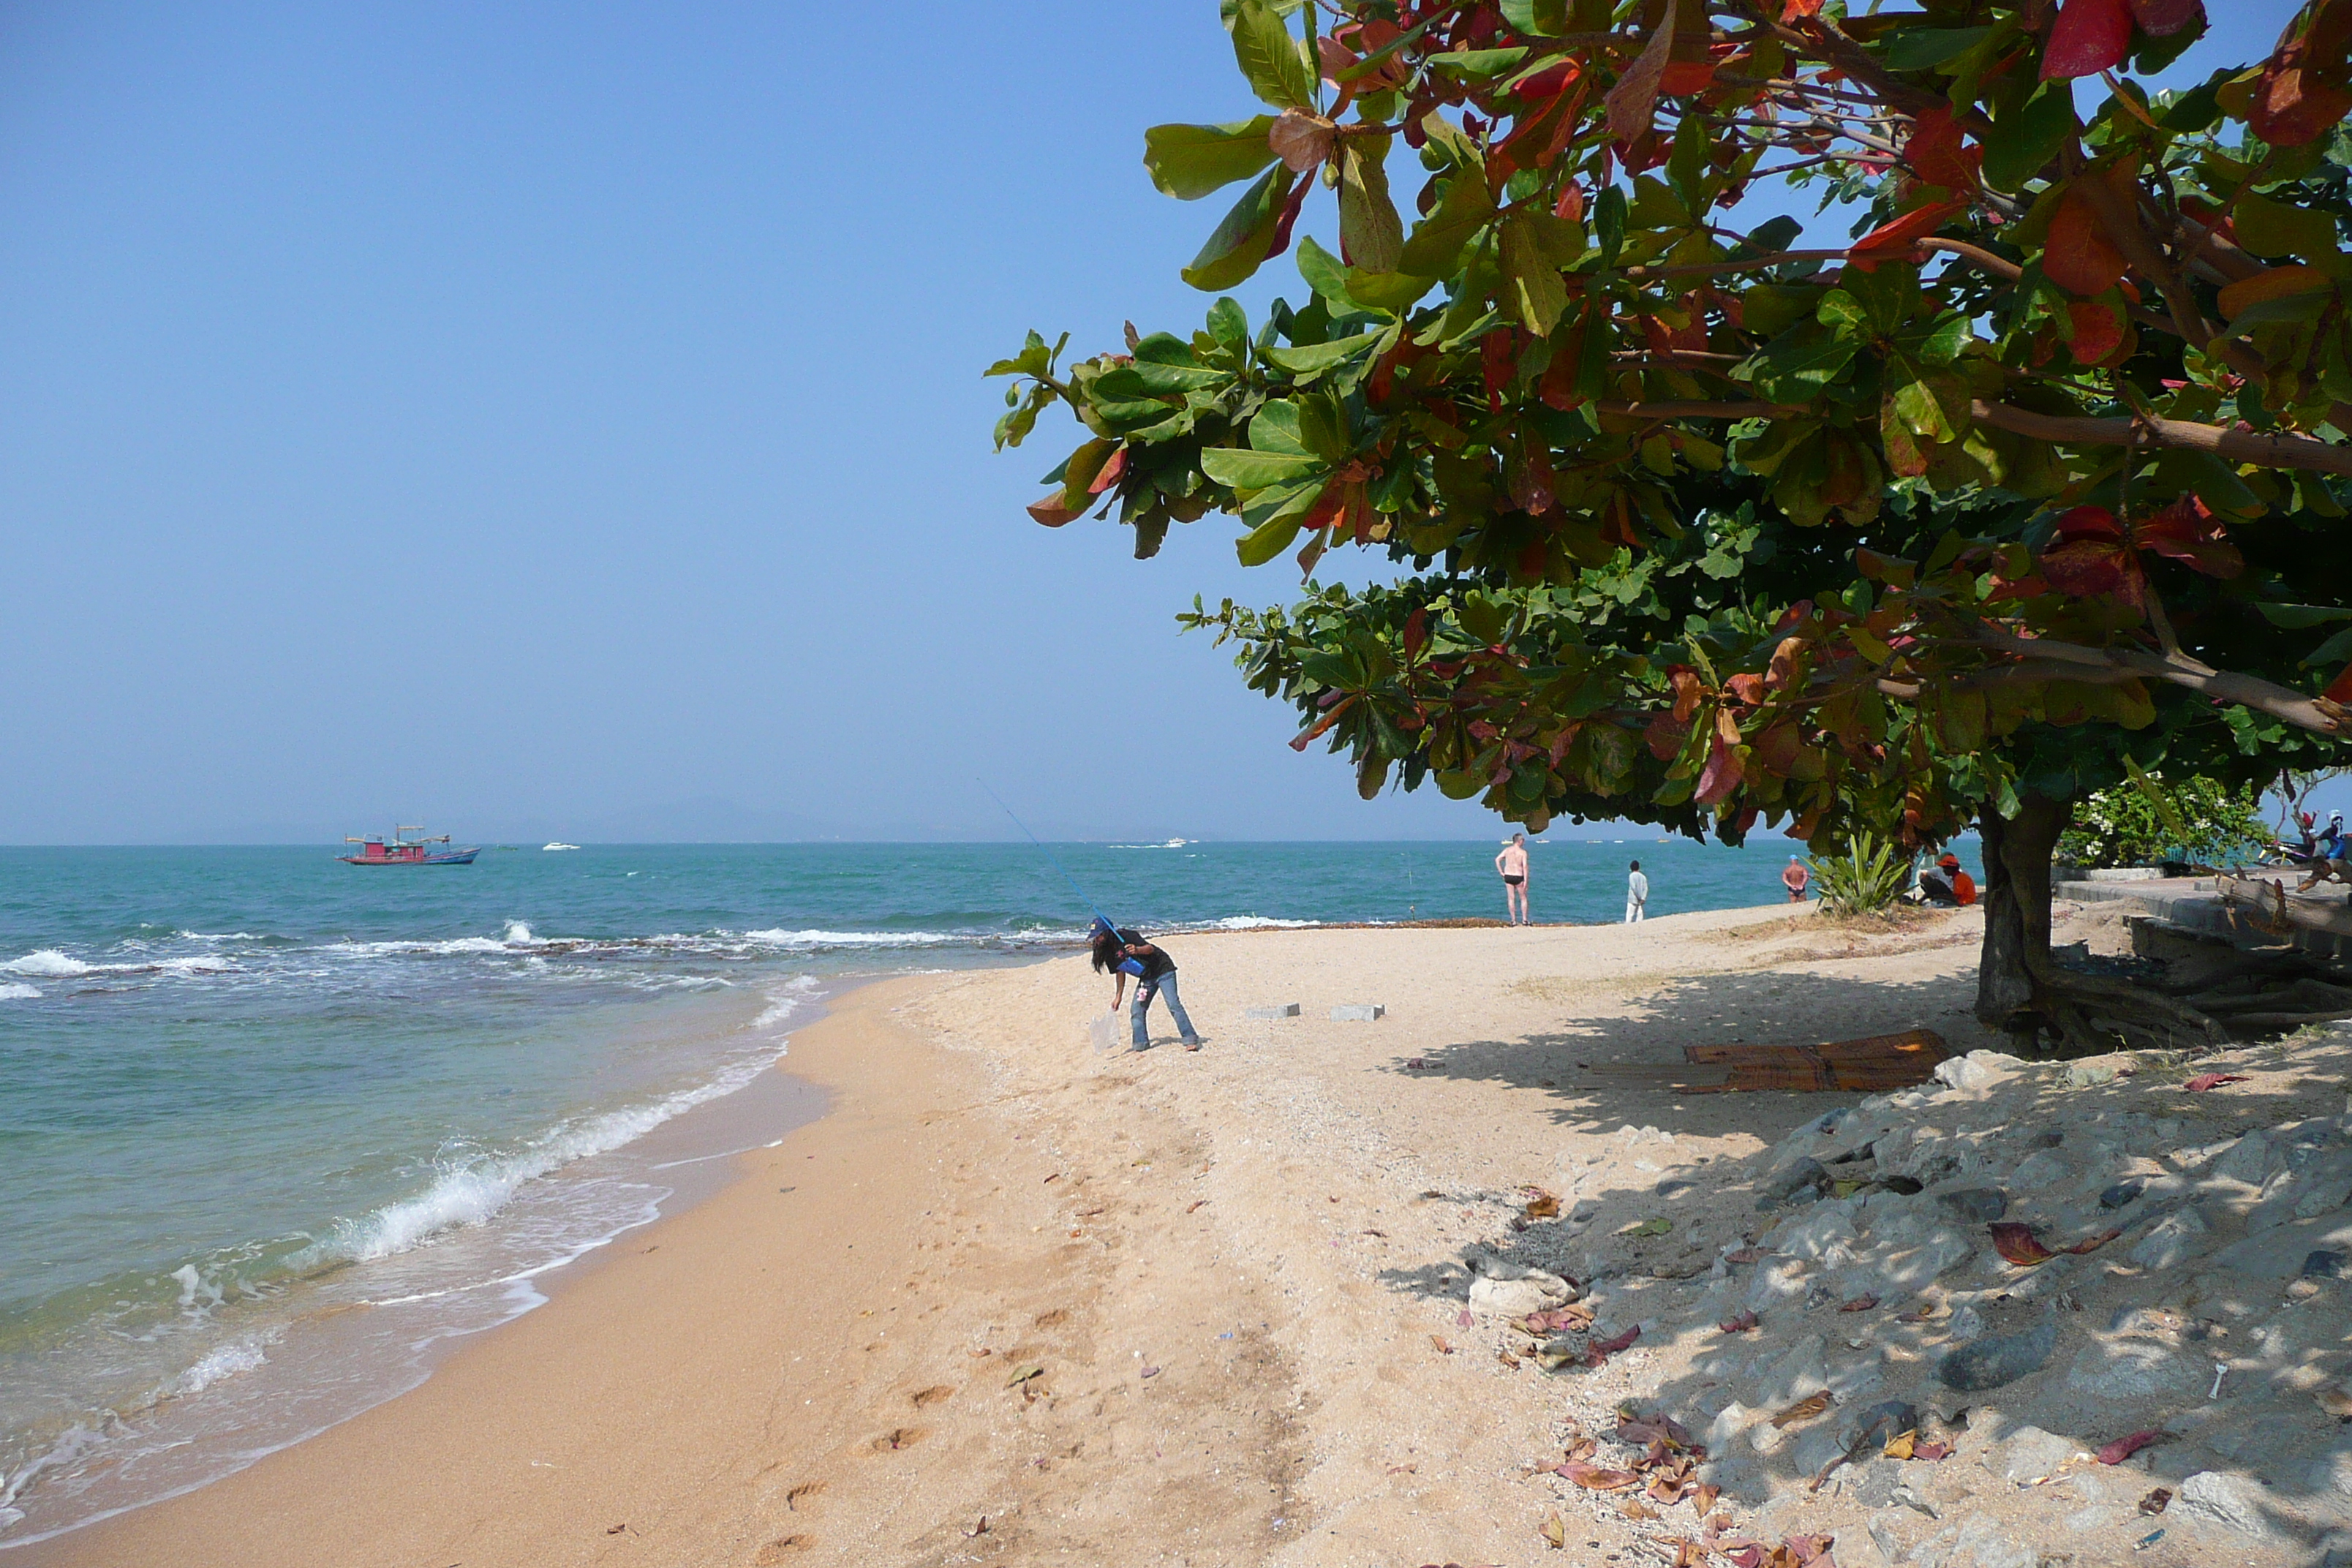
[{"xmin": 1131, "ymin": 970, "xmax": 1199, "ymax": 1047}]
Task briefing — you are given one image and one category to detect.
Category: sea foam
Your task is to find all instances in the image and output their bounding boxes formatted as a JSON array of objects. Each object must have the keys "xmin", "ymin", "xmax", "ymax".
[{"xmin": 0, "ymin": 982, "xmax": 39, "ymax": 1001}]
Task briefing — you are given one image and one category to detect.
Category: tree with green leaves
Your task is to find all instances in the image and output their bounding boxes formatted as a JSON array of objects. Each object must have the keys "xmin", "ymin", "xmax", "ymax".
[{"xmin": 991, "ymin": 0, "xmax": 2352, "ymax": 1052}]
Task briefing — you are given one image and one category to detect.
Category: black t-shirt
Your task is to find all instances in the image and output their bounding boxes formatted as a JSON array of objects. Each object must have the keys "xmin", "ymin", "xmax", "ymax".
[{"xmin": 1116, "ymin": 928, "xmax": 1176, "ymax": 981}]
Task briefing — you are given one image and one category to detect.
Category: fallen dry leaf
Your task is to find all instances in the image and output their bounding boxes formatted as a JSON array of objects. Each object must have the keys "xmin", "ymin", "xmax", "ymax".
[
  {"xmin": 1620, "ymin": 1497, "xmax": 1661, "ymax": 1521},
  {"xmin": 1621, "ymin": 1216, "xmax": 1673, "ymax": 1237},
  {"xmin": 1591, "ymin": 1323, "xmax": 1642, "ymax": 1354},
  {"xmin": 1004, "ymin": 1363, "xmax": 1044, "ymax": 1388},
  {"xmin": 1882, "ymin": 1429, "xmax": 1918, "ymax": 1460},
  {"xmin": 606, "ymin": 1523, "xmax": 627, "ymax": 1536},
  {"xmin": 1186, "ymin": 1199, "xmax": 1207, "ymax": 1213},
  {"xmin": 1783, "ymin": 1535, "xmax": 1835, "ymax": 1565},
  {"xmin": 1559, "ymin": 1460, "xmax": 1642, "ymax": 1491},
  {"xmin": 1665, "ymin": 1539, "xmax": 1708, "ymax": 1568},
  {"xmin": 1539, "ymin": 1509, "xmax": 1569, "ymax": 1549},
  {"xmin": 2097, "ymin": 1430, "xmax": 2168, "ymax": 1465},
  {"xmin": 1618, "ymin": 1412, "xmax": 1693, "ymax": 1448},
  {"xmin": 1912, "ymin": 1439, "xmax": 1954, "ymax": 1460},
  {"xmin": 1692, "ymin": 1482, "xmax": 1720, "ymax": 1516},
  {"xmin": 1725, "ymin": 1246, "xmax": 1770, "ymax": 1264},
  {"xmin": 1838, "ymin": 1294, "xmax": 1880, "ymax": 1313},
  {"xmin": 1991, "ymin": 1221, "xmax": 2122, "ymax": 1266},
  {"xmin": 1524, "ymin": 1188, "xmax": 1561, "ymax": 1219},
  {"xmin": 1770, "ymin": 1392, "xmax": 1833, "ymax": 1428},
  {"xmin": 1895, "ymin": 1304, "xmax": 1937, "ymax": 1322},
  {"xmin": 2139, "ymin": 1486, "xmax": 2173, "ymax": 1515},
  {"xmin": 963, "ymin": 1517, "xmax": 989, "ymax": 1538},
  {"xmin": 1719, "ymin": 1310, "xmax": 1760, "ymax": 1334},
  {"xmin": 1430, "ymin": 1334, "xmax": 1455, "ymax": 1354},
  {"xmin": 1498, "ymin": 1349, "xmax": 1522, "ymax": 1368},
  {"xmin": 2185, "ymin": 1072, "xmax": 2248, "ymax": 1092},
  {"xmin": 1518, "ymin": 1302, "xmax": 1594, "ymax": 1334}
]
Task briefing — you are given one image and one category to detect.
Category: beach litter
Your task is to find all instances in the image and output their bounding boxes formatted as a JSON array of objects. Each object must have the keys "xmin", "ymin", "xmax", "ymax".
[
  {"xmin": 1330, "ymin": 1003, "xmax": 1384, "ymax": 1021},
  {"xmin": 1243, "ymin": 1003, "xmax": 1300, "ymax": 1019}
]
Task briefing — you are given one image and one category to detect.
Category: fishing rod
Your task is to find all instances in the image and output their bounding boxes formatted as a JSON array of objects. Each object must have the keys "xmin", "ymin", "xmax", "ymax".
[{"xmin": 979, "ymin": 780, "xmax": 1126, "ymax": 938}]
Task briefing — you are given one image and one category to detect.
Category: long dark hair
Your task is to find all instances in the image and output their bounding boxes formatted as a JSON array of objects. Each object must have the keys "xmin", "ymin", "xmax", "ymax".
[{"xmin": 1090, "ymin": 926, "xmax": 1128, "ymax": 973}]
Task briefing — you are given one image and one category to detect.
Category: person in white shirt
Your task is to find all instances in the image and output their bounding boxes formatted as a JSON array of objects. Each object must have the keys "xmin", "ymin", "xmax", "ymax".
[{"xmin": 1625, "ymin": 859, "xmax": 1648, "ymax": 923}]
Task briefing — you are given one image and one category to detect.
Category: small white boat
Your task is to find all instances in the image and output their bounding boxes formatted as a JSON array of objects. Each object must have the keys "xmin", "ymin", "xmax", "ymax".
[{"xmin": 542, "ymin": 842, "xmax": 581, "ymax": 851}]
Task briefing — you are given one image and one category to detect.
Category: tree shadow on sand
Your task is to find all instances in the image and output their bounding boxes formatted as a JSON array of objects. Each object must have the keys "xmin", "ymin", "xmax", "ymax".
[{"xmin": 1370, "ymin": 966, "xmax": 2352, "ymax": 1558}]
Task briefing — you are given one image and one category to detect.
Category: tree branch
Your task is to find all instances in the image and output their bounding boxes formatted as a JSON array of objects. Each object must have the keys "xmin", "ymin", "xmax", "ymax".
[
  {"xmin": 1597, "ymin": 398, "xmax": 1802, "ymax": 419},
  {"xmin": 1961, "ymin": 625, "xmax": 2348, "ymax": 736},
  {"xmin": 1970, "ymin": 400, "xmax": 2352, "ymax": 479}
]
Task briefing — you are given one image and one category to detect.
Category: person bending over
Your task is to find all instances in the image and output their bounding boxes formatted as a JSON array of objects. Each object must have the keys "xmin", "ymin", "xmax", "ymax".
[
  {"xmin": 1090, "ymin": 919, "xmax": 1202, "ymax": 1052},
  {"xmin": 1495, "ymin": 832, "xmax": 1531, "ymax": 925}
]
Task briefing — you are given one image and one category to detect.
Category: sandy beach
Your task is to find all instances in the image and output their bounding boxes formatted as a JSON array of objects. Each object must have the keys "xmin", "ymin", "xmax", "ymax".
[{"xmin": 26, "ymin": 900, "xmax": 2038, "ymax": 1567}]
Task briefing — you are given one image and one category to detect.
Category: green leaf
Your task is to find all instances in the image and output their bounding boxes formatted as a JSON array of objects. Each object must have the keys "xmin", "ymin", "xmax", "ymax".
[
  {"xmin": 1207, "ymin": 297, "xmax": 1251, "ymax": 347},
  {"xmin": 2231, "ymin": 192, "xmax": 2342, "ymax": 262},
  {"xmin": 1428, "ymin": 47, "xmax": 1529, "ymax": 80},
  {"xmin": 1499, "ymin": 0, "xmax": 1567, "ymax": 35},
  {"xmin": 1297, "ymin": 392, "xmax": 1351, "ymax": 464},
  {"xmin": 1181, "ymin": 165, "xmax": 1298, "ymax": 292},
  {"xmin": 1230, "ymin": 0, "xmax": 1316, "ymax": 110},
  {"xmin": 1260, "ymin": 329, "xmax": 1386, "ymax": 376},
  {"xmin": 1249, "ymin": 399, "xmax": 1311, "ymax": 454},
  {"xmin": 1095, "ymin": 361, "xmax": 1230, "ymax": 397},
  {"xmin": 1883, "ymin": 26, "xmax": 1992, "ymax": 70},
  {"xmin": 2305, "ymin": 625, "xmax": 2352, "ymax": 668},
  {"xmin": 2255, "ymin": 602, "xmax": 2352, "ymax": 629},
  {"xmin": 1338, "ymin": 135, "xmax": 1403, "ymax": 275},
  {"xmin": 1982, "ymin": 83, "xmax": 2073, "ymax": 194},
  {"xmin": 1204, "ymin": 446, "xmax": 1325, "ymax": 489},
  {"xmin": 1741, "ymin": 283, "xmax": 1823, "ymax": 339},
  {"xmin": 1143, "ymin": 118, "xmax": 1281, "ymax": 200},
  {"xmin": 1499, "ymin": 211, "xmax": 1569, "ymax": 335},
  {"xmin": 1398, "ymin": 170, "xmax": 1496, "ymax": 276}
]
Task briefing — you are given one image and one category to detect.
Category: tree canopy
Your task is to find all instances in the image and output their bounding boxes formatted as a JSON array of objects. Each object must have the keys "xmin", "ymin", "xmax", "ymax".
[{"xmin": 993, "ymin": 0, "xmax": 2352, "ymax": 870}]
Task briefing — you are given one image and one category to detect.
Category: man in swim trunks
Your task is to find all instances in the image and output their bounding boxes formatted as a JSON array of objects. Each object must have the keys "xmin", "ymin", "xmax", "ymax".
[
  {"xmin": 1782, "ymin": 854, "xmax": 1810, "ymax": 902},
  {"xmin": 1495, "ymin": 832, "xmax": 1530, "ymax": 925}
]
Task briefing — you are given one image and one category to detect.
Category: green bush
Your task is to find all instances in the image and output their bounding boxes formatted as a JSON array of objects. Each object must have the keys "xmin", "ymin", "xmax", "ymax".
[
  {"xmin": 2055, "ymin": 774, "xmax": 2269, "ymax": 870},
  {"xmin": 1809, "ymin": 832, "xmax": 1911, "ymax": 916}
]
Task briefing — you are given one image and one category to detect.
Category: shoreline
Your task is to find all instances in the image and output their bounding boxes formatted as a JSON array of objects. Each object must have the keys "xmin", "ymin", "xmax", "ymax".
[{"xmin": 29, "ymin": 903, "xmax": 2024, "ymax": 1566}]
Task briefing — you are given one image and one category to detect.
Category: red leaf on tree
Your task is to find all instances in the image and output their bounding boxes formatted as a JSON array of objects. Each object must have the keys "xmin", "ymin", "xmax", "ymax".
[
  {"xmin": 2066, "ymin": 300, "xmax": 2125, "ymax": 365},
  {"xmin": 1695, "ymin": 733, "xmax": 1744, "ymax": 806},
  {"xmin": 1990, "ymin": 1222, "xmax": 2059, "ymax": 1266},
  {"xmin": 1646, "ymin": 711, "xmax": 1688, "ymax": 761},
  {"xmin": 2045, "ymin": 186, "xmax": 2128, "ymax": 295},
  {"xmin": 1264, "ymin": 174, "xmax": 1313, "ymax": 263},
  {"xmin": 1847, "ymin": 199, "xmax": 1970, "ymax": 272},
  {"xmin": 2043, "ymin": 0, "xmax": 2135, "ymax": 80},
  {"xmin": 1904, "ymin": 107, "xmax": 1981, "ymax": 192},
  {"xmin": 1087, "ymin": 447, "xmax": 1128, "ymax": 495},
  {"xmin": 1028, "ymin": 494, "xmax": 1081, "ymax": 527},
  {"xmin": 2185, "ymin": 1071, "xmax": 2249, "ymax": 1091},
  {"xmin": 2039, "ymin": 506, "xmax": 2144, "ymax": 605},
  {"xmin": 2253, "ymin": 0, "xmax": 2352, "ymax": 147},
  {"xmin": 1605, "ymin": 1, "xmax": 1678, "ymax": 140},
  {"xmin": 2328, "ymin": 660, "xmax": 2352, "ymax": 705},
  {"xmin": 2133, "ymin": 494, "xmax": 2243, "ymax": 579},
  {"xmin": 1669, "ymin": 666, "xmax": 1706, "ymax": 722},
  {"xmin": 1659, "ymin": 60, "xmax": 1716, "ymax": 94},
  {"xmin": 1780, "ymin": 0, "xmax": 1825, "ymax": 18},
  {"xmin": 2098, "ymin": 1430, "xmax": 2170, "ymax": 1464},
  {"xmin": 2129, "ymin": 0, "xmax": 2204, "ymax": 35}
]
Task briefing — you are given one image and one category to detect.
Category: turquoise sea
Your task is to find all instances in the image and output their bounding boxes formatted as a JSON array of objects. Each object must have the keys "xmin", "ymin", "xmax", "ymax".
[{"xmin": 0, "ymin": 835, "xmax": 1940, "ymax": 1545}]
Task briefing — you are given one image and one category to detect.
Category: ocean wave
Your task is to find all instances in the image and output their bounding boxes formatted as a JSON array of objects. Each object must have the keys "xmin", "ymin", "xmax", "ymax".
[
  {"xmin": 295, "ymin": 1042, "xmax": 786, "ymax": 1270},
  {"xmin": 753, "ymin": 975, "xmax": 819, "ymax": 1030},
  {"xmin": 2, "ymin": 950, "xmax": 236, "ymax": 980},
  {"xmin": 166, "ymin": 1338, "xmax": 271, "ymax": 1398},
  {"xmin": 1199, "ymin": 915, "xmax": 1320, "ymax": 930},
  {"xmin": 0, "ymin": 981, "xmax": 39, "ymax": 1000}
]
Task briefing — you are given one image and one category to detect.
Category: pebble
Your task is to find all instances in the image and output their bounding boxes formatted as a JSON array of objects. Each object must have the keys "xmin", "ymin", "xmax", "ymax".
[
  {"xmin": 2129, "ymin": 1207, "xmax": 2209, "ymax": 1270},
  {"xmin": 2100, "ymin": 1180, "xmax": 2145, "ymax": 1210},
  {"xmin": 1937, "ymin": 1187, "xmax": 2008, "ymax": 1224},
  {"xmin": 1760, "ymin": 1156, "xmax": 1829, "ymax": 1208},
  {"xmin": 2310, "ymin": 1250, "xmax": 2350, "ymax": 1279},
  {"xmin": 2176, "ymin": 1469, "xmax": 2279, "ymax": 1540},
  {"xmin": 1998, "ymin": 1424, "xmax": 2080, "ymax": 1482},
  {"xmin": 1937, "ymin": 1317, "xmax": 2056, "ymax": 1391}
]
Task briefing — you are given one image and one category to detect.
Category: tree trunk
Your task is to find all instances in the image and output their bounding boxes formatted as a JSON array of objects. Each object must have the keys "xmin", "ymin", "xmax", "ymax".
[
  {"xmin": 1973, "ymin": 791, "xmax": 2228, "ymax": 1056},
  {"xmin": 1975, "ymin": 791, "xmax": 2068, "ymax": 1048}
]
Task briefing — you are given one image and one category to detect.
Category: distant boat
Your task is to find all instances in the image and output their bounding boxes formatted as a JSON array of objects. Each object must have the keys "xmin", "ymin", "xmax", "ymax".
[
  {"xmin": 543, "ymin": 842, "xmax": 581, "ymax": 851},
  {"xmin": 339, "ymin": 826, "xmax": 479, "ymax": 867}
]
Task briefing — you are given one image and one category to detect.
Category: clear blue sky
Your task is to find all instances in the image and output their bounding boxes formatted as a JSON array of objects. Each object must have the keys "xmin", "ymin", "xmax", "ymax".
[{"xmin": 2, "ymin": 2, "xmax": 2339, "ymax": 843}]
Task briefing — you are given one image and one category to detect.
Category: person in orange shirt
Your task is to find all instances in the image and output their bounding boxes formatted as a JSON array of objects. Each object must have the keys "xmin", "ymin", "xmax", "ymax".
[{"xmin": 1922, "ymin": 851, "xmax": 1977, "ymax": 906}]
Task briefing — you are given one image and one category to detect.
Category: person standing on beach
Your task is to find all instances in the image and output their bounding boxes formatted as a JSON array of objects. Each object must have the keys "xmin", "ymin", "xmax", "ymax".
[
  {"xmin": 1625, "ymin": 860, "xmax": 1648, "ymax": 923},
  {"xmin": 1782, "ymin": 855, "xmax": 1809, "ymax": 902},
  {"xmin": 1090, "ymin": 919, "xmax": 1202, "ymax": 1052},
  {"xmin": 1494, "ymin": 833, "xmax": 1531, "ymax": 925}
]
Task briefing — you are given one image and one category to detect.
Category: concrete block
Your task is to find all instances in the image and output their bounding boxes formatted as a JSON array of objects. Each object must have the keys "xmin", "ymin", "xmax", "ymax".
[
  {"xmin": 1243, "ymin": 1003, "xmax": 1301, "ymax": 1019},
  {"xmin": 1330, "ymin": 1003, "xmax": 1385, "ymax": 1022}
]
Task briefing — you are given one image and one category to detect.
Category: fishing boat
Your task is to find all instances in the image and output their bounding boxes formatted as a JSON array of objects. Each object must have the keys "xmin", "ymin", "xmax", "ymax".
[{"xmin": 339, "ymin": 826, "xmax": 480, "ymax": 866}]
